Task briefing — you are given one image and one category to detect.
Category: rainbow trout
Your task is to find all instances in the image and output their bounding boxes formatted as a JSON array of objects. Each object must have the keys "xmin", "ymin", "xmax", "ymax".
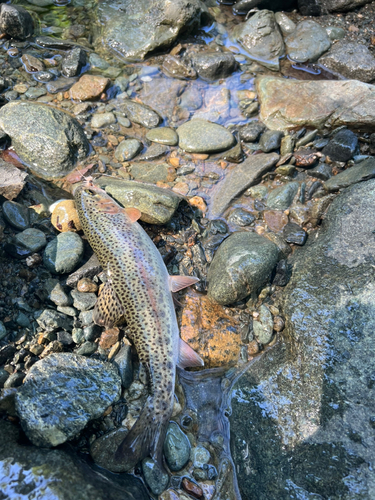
[{"xmin": 74, "ymin": 180, "xmax": 203, "ymax": 471}]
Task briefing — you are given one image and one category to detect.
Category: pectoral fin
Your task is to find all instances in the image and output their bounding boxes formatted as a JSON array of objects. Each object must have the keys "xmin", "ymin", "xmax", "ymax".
[
  {"xmin": 177, "ymin": 338, "xmax": 204, "ymax": 369},
  {"xmin": 93, "ymin": 281, "xmax": 125, "ymax": 328},
  {"xmin": 124, "ymin": 207, "xmax": 141, "ymax": 223},
  {"xmin": 168, "ymin": 275, "xmax": 200, "ymax": 293}
]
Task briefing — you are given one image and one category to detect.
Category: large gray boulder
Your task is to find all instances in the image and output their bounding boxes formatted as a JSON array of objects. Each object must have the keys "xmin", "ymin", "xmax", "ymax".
[
  {"xmin": 0, "ymin": 101, "xmax": 89, "ymax": 179},
  {"xmin": 230, "ymin": 178, "xmax": 375, "ymax": 499},
  {"xmin": 96, "ymin": 0, "xmax": 205, "ymax": 61},
  {"xmin": 319, "ymin": 42, "xmax": 375, "ymax": 83}
]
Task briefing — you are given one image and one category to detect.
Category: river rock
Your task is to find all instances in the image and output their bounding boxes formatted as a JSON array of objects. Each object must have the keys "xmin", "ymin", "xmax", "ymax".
[
  {"xmin": 61, "ymin": 47, "xmax": 87, "ymax": 78},
  {"xmin": 96, "ymin": 0, "xmax": 204, "ymax": 61},
  {"xmin": 70, "ymin": 289, "xmax": 97, "ymax": 311},
  {"xmin": 0, "ymin": 420, "xmax": 148, "ymax": 499},
  {"xmin": 191, "ymin": 51, "xmax": 237, "ymax": 81},
  {"xmin": 177, "ymin": 119, "xmax": 235, "ymax": 153},
  {"xmin": 96, "ymin": 177, "xmax": 182, "ymax": 224},
  {"xmin": 14, "ymin": 228, "xmax": 47, "ymax": 253},
  {"xmin": 230, "ymin": 177, "xmax": 375, "ymax": 499},
  {"xmin": 207, "ymin": 232, "xmax": 279, "ymax": 305},
  {"xmin": 163, "ymin": 421, "xmax": 191, "ymax": 471},
  {"xmin": 2, "ymin": 200, "xmax": 30, "ymax": 230},
  {"xmin": 210, "ymin": 153, "xmax": 279, "ymax": 217},
  {"xmin": 324, "ymin": 156, "xmax": 375, "ymax": 192},
  {"xmin": 259, "ymin": 130, "xmax": 283, "ymax": 152},
  {"xmin": 146, "ymin": 127, "xmax": 178, "ymax": 146},
  {"xmin": 285, "ymin": 20, "xmax": 331, "ymax": 63},
  {"xmin": 325, "ymin": 0, "xmax": 372, "ymax": 11},
  {"xmin": 283, "ymin": 222, "xmax": 307, "ymax": 245},
  {"xmin": 36, "ymin": 309, "xmax": 73, "ymax": 332},
  {"xmin": 115, "ymin": 139, "xmax": 142, "ymax": 161},
  {"xmin": 142, "ymin": 458, "xmax": 169, "ymax": 495},
  {"xmin": 253, "ymin": 304, "xmax": 273, "ymax": 344},
  {"xmin": 275, "ymin": 12, "xmax": 296, "ymax": 35},
  {"xmin": 0, "ymin": 101, "xmax": 89, "ymax": 179},
  {"xmin": 231, "ymin": 10, "xmax": 284, "ymax": 71},
  {"xmin": 129, "ymin": 162, "xmax": 170, "ymax": 183},
  {"xmin": 0, "ymin": 4, "xmax": 33, "ymax": 40},
  {"xmin": 319, "ymin": 42, "xmax": 375, "ymax": 83},
  {"xmin": 0, "ymin": 162, "xmax": 27, "ymax": 200},
  {"xmin": 323, "ymin": 129, "xmax": 358, "ymax": 162},
  {"xmin": 256, "ymin": 76, "xmax": 375, "ymax": 131},
  {"xmin": 15, "ymin": 353, "xmax": 121, "ymax": 447},
  {"xmin": 91, "ymin": 112, "xmax": 116, "ymax": 128},
  {"xmin": 240, "ymin": 122, "xmax": 266, "ymax": 142},
  {"xmin": 266, "ymin": 182, "xmax": 299, "ymax": 210},
  {"xmin": 43, "ymin": 232, "xmax": 84, "ymax": 274},
  {"xmin": 69, "ymin": 74, "xmax": 109, "ymax": 101},
  {"xmin": 117, "ymin": 100, "xmax": 161, "ymax": 128}
]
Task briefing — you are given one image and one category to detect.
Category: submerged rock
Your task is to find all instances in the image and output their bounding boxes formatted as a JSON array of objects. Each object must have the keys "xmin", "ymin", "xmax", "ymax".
[
  {"xmin": 266, "ymin": 181, "xmax": 299, "ymax": 210},
  {"xmin": 323, "ymin": 128, "xmax": 358, "ymax": 162},
  {"xmin": 96, "ymin": 177, "xmax": 182, "ymax": 224},
  {"xmin": 324, "ymin": 156, "xmax": 375, "ymax": 192},
  {"xmin": 285, "ymin": 20, "xmax": 331, "ymax": 63},
  {"xmin": 207, "ymin": 232, "xmax": 279, "ymax": 305},
  {"xmin": 15, "ymin": 353, "xmax": 121, "ymax": 447},
  {"xmin": 177, "ymin": 119, "xmax": 235, "ymax": 153},
  {"xmin": 0, "ymin": 101, "xmax": 89, "ymax": 179},
  {"xmin": 118, "ymin": 100, "xmax": 161, "ymax": 128},
  {"xmin": 232, "ymin": 10, "xmax": 284, "ymax": 71},
  {"xmin": 257, "ymin": 76, "xmax": 375, "ymax": 131},
  {"xmin": 230, "ymin": 178, "xmax": 375, "ymax": 499},
  {"xmin": 191, "ymin": 51, "xmax": 237, "ymax": 81},
  {"xmin": 96, "ymin": 0, "xmax": 204, "ymax": 61},
  {"xmin": 163, "ymin": 421, "xmax": 191, "ymax": 471}
]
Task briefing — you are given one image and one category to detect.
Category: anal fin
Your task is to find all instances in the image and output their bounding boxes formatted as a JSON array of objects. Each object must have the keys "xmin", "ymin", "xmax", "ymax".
[
  {"xmin": 92, "ymin": 281, "xmax": 125, "ymax": 328},
  {"xmin": 169, "ymin": 275, "xmax": 200, "ymax": 293},
  {"xmin": 177, "ymin": 338, "xmax": 204, "ymax": 369}
]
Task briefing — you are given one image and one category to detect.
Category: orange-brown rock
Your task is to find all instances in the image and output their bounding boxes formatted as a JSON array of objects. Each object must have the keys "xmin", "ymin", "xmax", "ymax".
[
  {"xmin": 264, "ymin": 210, "xmax": 288, "ymax": 232},
  {"xmin": 182, "ymin": 478, "xmax": 203, "ymax": 499},
  {"xmin": 51, "ymin": 200, "xmax": 82, "ymax": 232},
  {"xmin": 70, "ymin": 75, "xmax": 110, "ymax": 101},
  {"xmin": 173, "ymin": 182, "xmax": 189, "ymax": 196},
  {"xmin": 188, "ymin": 196, "xmax": 207, "ymax": 213},
  {"xmin": 247, "ymin": 340, "xmax": 260, "ymax": 355},
  {"xmin": 77, "ymin": 278, "xmax": 98, "ymax": 293},
  {"xmin": 180, "ymin": 289, "xmax": 241, "ymax": 368},
  {"xmin": 99, "ymin": 328, "xmax": 120, "ymax": 350}
]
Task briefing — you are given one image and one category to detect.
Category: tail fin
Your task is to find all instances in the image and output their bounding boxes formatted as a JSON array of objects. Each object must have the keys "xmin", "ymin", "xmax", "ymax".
[{"xmin": 115, "ymin": 396, "xmax": 169, "ymax": 471}]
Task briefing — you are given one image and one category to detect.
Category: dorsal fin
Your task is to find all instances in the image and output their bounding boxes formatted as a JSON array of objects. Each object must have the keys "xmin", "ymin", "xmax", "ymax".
[
  {"xmin": 124, "ymin": 207, "xmax": 141, "ymax": 223},
  {"xmin": 168, "ymin": 275, "xmax": 200, "ymax": 293},
  {"xmin": 177, "ymin": 338, "xmax": 204, "ymax": 369},
  {"xmin": 92, "ymin": 281, "xmax": 125, "ymax": 328}
]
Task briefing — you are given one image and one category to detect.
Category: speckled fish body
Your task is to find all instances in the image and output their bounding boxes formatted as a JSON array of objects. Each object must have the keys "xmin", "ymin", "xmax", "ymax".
[{"xmin": 74, "ymin": 181, "xmax": 202, "ymax": 471}]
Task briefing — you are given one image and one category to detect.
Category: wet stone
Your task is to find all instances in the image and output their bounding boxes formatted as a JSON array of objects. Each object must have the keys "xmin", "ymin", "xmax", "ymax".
[
  {"xmin": 253, "ymin": 305, "xmax": 273, "ymax": 345},
  {"xmin": 285, "ymin": 20, "xmax": 331, "ymax": 63},
  {"xmin": 207, "ymin": 232, "xmax": 279, "ymax": 306},
  {"xmin": 240, "ymin": 122, "xmax": 265, "ymax": 143},
  {"xmin": 146, "ymin": 127, "xmax": 178, "ymax": 146},
  {"xmin": 75, "ymin": 341, "xmax": 97, "ymax": 356},
  {"xmin": 115, "ymin": 139, "xmax": 142, "ymax": 161},
  {"xmin": 45, "ymin": 279, "xmax": 71, "ymax": 307},
  {"xmin": 259, "ymin": 130, "xmax": 283, "ymax": 153},
  {"xmin": 163, "ymin": 421, "xmax": 191, "ymax": 472},
  {"xmin": 129, "ymin": 162, "xmax": 170, "ymax": 184},
  {"xmin": 162, "ymin": 55, "xmax": 196, "ymax": 80},
  {"xmin": 57, "ymin": 331, "xmax": 73, "ymax": 346},
  {"xmin": 36, "ymin": 309, "xmax": 73, "ymax": 333},
  {"xmin": 228, "ymin": 208, "xmax": 255, "ymax": 227},
  {"xmin": 24, "ymin": 87, "xmax": 47, "ymax": 99},
  {"xmin": 264, "ymin": 210, "xmax": 288, "ymax": 232},
  {"xmin": 191, "ymin": 51, "xmax": 237, "ymax": 81},
  {"xmin": 70, "ymin": 289, "xmax": 97, "ymax": 311},
  {"xmin": 61, "ymin": 47, "xmax": 87, "ymax": 78},
  {"xmin": 0, "ymin": 4, "xmax": 33, "ymax": 40},
  {"xmin": 307, "ymin": 162, "xmax": 332, "ymax": 181},
  {"xmin": 43, "ymin": 232, "xmax": 84, "ymax": 274},
  {"xmin": 266, "ymin": 182, "xmax": 299, "ymax": 210},
  {"xmin": 4, "ymin": 372, "xmax": 25, "ymax": 388},
  {"xmin": 139, "ymin": 143, "xmax": 168, "ymax": 161},
  {"xmin": 113, "ymin": 344, "xmax": 133, "ymax": 389},
  {"xmin": 283, "ymin": 222, "xmax": 307, "ymax": 245},
  {"xmin": 323, "ymin": 129, "xmax": 358, "ymax": 162},
  {"xmin": 275, "ymin": 11, "xmax": 296, "ymax": 35},
  {"xmin": 0, "ymin": 162, "xmax": 27, "ymax": 201},
  {"xmin": 191, "ymin": 446, "xmax": 210, "ymax": 468},
  {"xmin": 319, "ymin": 42, "xmax": 375, "ymax": 83},
  {"xmin": 177, "ymin": 119, "xmax": 235, "ymax": 154},
  {"xmin": 33, "ymin": 70, "xmax": 55, "ymax": 83},
  {"xmin": 0, "ymin": 321, "xmax": 7, "ymax": 341},
  {"xmin": 142, "ymin": 458, "xmax": 169, "ymax": 495},
  {"xmin": 14, "ymin": 228, "xmax": 46, "ymax": 253},
  {"xmin": 91, "ymin": 112, "xmax": 116, "ymax": 128},
  {"xmin": 46, "ymin": 77, "xmax": 77, "ymax": 94},
  {"xmin": 324, "ymin": 157, "xmax": 375, "ymax": 192},
  {"xmin": 21, "ymin": 54, "xmax": 44, "ymax": 73},
  {"xmin": 2, "ymin": 200, "xmax": 30, "ymax": 230},
  {"xmin": 70, "ymin": 75, "xmax": 109, "ymax": 101},
  {"xmin": 118, "ymin": 100, "xmax": 161, "ymax": 128},
  {"xmin": 15, "ymin": 353, "xmax": 121, "ymax": 447}
]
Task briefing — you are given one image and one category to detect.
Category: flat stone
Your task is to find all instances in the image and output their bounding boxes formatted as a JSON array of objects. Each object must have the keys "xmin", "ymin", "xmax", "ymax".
[
  {"xmin": 70, "ymin": 289, "xmax": 97, "ymax": 311},
  {"xmin": 324, "ymin": 157, "xmax": 375, "ymax": 192},
  {"xmin": 25, "ymin": 87, "xmax": 47, "ymax": 99},
  {"xmin": 0, "ymin": 161, "xmax": 27, "ymax": 200},
  {"xmin": 117, "ymin": 100, "xmax": 161, "ymax": 128},
  {"xmin": 36, "ymin": 309, "xmax": 73, "ymax": 333},
  {"xmin": 96, "ymin": 177, "xmax": 182, "ymax": 224},
  {"xmin": 319, "ymin": 42, "xmax": 375, "ymax": 83},
  {"xmin": 323, "ymin": 128, "xmax": 358, "ymax": 162},
  {"xmin": 231, "ymin": 10, "xmax": 284, "ymax": 71},
  {"xmin": 43, "ymin": 232, "xmax": 84, "ymax": 274},
  {"xmin": 0, "ymin": 101, "xmax": 89, "ymax": 179},
  {"xmin": 138, "ymin": 143, "xmax": 168, "ymax": 161},
  {"xmin": 70, "ymin": 74, "xmax": 109, "ymax": 101},
  {"xmin": 15, "ymin": 353, "xmax": 121, "ymax": 447},
  {"xmin": 2, "ymin": 200, "xmax": 30, "ymax": 230},
  {"xmin": 146, "ymin": 127, "xmax": 178, "ymax": 146},
  {"xmin": 180, "ymin": 289, "xmax": 241, "ymax": 368},
  {"xmin": 210, "ymin": 153, "xmax": 279, "ymax": 217},
  {"xmin": 14, "ymin": 228, "xmax": 47, "ymax": 253},
  {"xmin": 129, "ymin": 162, "xmax": 170, "ymax": 183},
  {"xmin": 256, "ymin": 76, "xmax": 375, "ymax": 131},
  {"xmin": 114, "ymin": 139, "xmax": 142, "ymax": 161},
  {"xmin": 163, "ymin": 421, "xmax": 191, "ymax": 472},
  {"xmin": 91, "ymin": 112, "xmax": 116, "ymax": 128},
  {"xmin": 177, "ymin": 119, "xmax": 235, "ymax": 153},
  {"xmin": 266, "ymin": 181, "xmax": 299, "ymax": 210},
  {"xmin": 285, "ymin": 20, "xmax": 331, "ymax": 63},
  {"xmin": 207, "ymin": 231, "xmax": 279, "ymax": 305},
  {"xmin": 46, "ymin": 77, "xmax": 77, "ymax": 94},
  {"xmin": 191, "ymin": 51, "xmax": 237, "ymax": 81}
]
